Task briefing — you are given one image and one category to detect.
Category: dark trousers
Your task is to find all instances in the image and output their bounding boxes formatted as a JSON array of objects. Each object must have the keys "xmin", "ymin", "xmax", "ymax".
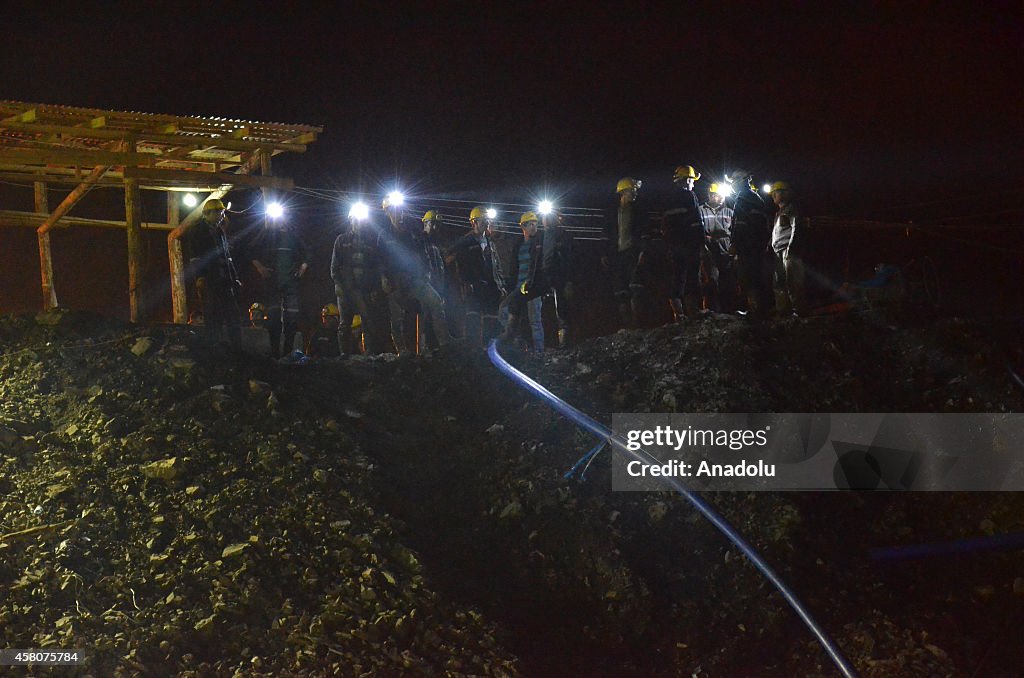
[
  {"xmin": 337, "ymin": 286, "xmax": 378, "ymax": 355},
  {"xmin": 671, "ymin": 244, "xmax": 703, "ymax": 316},
  {"xmin": 736, "ymin": 250, "xmax": 775, "ymax": 318},
  {"xmin": 266, "ymin": 280, "xmax": 300, "ymax": 359},
  {"xmin": 550, "ymin": 283, "xmax": 571, "ymax": 334},
  {"xmin": 200, "ymin": 282, "xmax": 241, "ymax": 350},
  {"xmin": 702, "ymin": 245, "xmax": 738, "ymax": 313},
  {"xmin": 462, "ymin": 281, "xmax": 501, "ymax": 347},
  {"xmin": 386, "ymin": 278, "xmax": 448, "ymax": 355}
]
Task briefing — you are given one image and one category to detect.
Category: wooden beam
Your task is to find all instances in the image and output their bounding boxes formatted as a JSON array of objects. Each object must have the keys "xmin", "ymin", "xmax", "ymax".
[
  {"xmin": 0, "ymin": 210, "xmax": 171, "ymax": 231},
  {"xmin": 37, "ymin": 166, "xmax": 110, "ymax": 235},
  {"xmin": 167, "ymin": 196, "xmax": 186, "ymax": 324},
  {"xmin": 0, "ymin": 148, "xmax": 156, "ymax": 168},
  {"xmin": 35, "ymin": 163, "xmax": 107, "ymax": 309},
  {"xmin": 122, "ymin": 166, "xmax": 293, "ymax": 191},
  {"xmin": 33, "ymin": 183, "xmax": 57, "ymax": 310},
  {"xmin": 125, "ymin": 175, "xmax": 144, "ymax": 322},
  {"xmin": 0, "ymin": 171, "xmax": 124, "ymax": 186},
  {"xmin": 0, "ymin": 120, "xmax": 309, "ymax": 153},
  {"xmin": 3, "ymin": 108, "xmax": 37, "ymax": 123},
  {"xmin": 33, "ymin": 182, "xmax": 47, "ymax": 212}
]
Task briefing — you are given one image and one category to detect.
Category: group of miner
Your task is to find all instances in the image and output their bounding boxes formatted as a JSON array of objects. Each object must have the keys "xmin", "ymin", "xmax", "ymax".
[{"xmin": 181, "ymin": 165, "xmax": 805, "ymax": 358}]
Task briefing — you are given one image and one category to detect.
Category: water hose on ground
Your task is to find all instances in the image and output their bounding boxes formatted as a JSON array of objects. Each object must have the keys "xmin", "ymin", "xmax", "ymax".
[
  {"xmin": 869, "ymin": 531, "xmax": 1024, "ymax": 562},
  {"xmin": 487, "ymin": 340, "xmax": 860, "ymax": 678}
]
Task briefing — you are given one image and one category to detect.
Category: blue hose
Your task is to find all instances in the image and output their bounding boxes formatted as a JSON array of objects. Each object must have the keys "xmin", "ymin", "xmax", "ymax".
[
  {"xmin": 564, "ymin": 439, "xmax": 607, "ymax": 480},
  {"xmin": 870, "ymin": 531, "xmax": 1024, "ymax": 562},
  {"xmin": 487, "ymin": 340, "xmax": 859, "ymax": 678}
]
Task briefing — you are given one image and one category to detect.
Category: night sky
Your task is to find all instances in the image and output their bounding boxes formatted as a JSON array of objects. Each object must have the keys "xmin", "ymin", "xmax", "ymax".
[{"xmin": 2, "ymin": 3, "xmax": 1022, "ymax": 219}]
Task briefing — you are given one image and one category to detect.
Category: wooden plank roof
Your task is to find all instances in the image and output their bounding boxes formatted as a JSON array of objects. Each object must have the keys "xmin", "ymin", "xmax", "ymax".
[{"xmin": 0, "ymin": 99, "xmax": 321, "ymax": 183}]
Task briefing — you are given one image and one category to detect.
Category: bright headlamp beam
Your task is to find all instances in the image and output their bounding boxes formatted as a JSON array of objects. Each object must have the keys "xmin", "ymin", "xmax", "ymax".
[
  {"xmin": 349, "ymin": 202, "xmax": 369, "ymax": 220},
  {"xmin": 538, "ymin": 200, "xmax": 554, "ymax": 215},
  {"xmin": 386, "ymin": 191, "xmax": 405, "ymax": 207},
  {"xmin": 762, "ymin": 184, "xmax": 772, "ymax": 194},
  {"xmin": 266, "ymin": 202, "xmax": 284, "ymax": 219},
  {"xmin": 183, "ymin": 193, "xmax": 198, "ymax": 208},
  {"xmin": 486, "ymin": 208, "xmax": 497, "ymax": 219}
]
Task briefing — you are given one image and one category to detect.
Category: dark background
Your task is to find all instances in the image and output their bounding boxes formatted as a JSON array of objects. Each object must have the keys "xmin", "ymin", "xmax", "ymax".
[{"xmin": 1, "ymin": 2, "xmax": 1022, "ymax": 323}]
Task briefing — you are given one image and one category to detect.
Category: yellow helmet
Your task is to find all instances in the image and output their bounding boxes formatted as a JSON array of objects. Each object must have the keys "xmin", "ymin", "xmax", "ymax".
[
  {"xmin": 673, "ymin": 165, "xmax": 700, "ymax": 183},
  {"xmin": 469, "ymin": 206, "xmax": 486, "ymax": 221},
  {"xmin": 422, "ymin": 210, "xmax": 439, "ymax": 222},
  {"xmin": 770, "ymin": 181, "xmax": 791, "ymax": 194},
  {"xmin": 351, "ymin": 314, "xmax": 362, "ymax": 330},
  {"xmin": 321, "ymin": 303, "xmax": 340, "ymax": 318},
  {"xmin": 203, "ymin": 198, "xmax": 226, "ymax": 212},
  {"xmin": 519, "ymin": 211, "xmax": 539, "ymax": 226},
  {"xmin": 709, "ymin": 183, "xmax": 724, "ymax": 194},
  {"xmin": 616, "ymin": 177, "xmax": 641, "ymax": 193}
]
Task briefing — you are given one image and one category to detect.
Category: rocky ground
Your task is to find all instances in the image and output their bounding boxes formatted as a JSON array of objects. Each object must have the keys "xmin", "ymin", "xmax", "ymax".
[{"xmin": 1, "ymin": 308, "xmax": 1023, "ymax": 676}]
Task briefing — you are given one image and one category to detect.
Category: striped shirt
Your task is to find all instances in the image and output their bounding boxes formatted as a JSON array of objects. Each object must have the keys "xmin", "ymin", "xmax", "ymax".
[{"xmin": 516, "ymin": 241, "xmax": 532, "ymax": 287}]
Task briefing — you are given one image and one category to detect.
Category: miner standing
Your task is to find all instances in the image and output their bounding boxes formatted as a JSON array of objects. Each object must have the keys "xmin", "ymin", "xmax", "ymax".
[
  {"xmin": 663, "ymin": 165, "xmax": 706, "ymax": 322},
  {"xmin": 606, "ymin": 177, "xmax": 647, "ymax": 327},
  {"xmin": 769, "ymin": 181, "xmax": 807, "ymax": 315},
  {"xmin": 250, "ymin": 213, "xmax": 309, "ymax": 359},
  {"xmin": 182, "ymin": 198, "xmax": 242, "ymax": 351}
]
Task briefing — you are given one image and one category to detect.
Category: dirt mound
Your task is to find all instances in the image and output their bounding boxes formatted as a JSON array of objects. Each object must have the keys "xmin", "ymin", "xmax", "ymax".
[
  {"xmin": 2, "ymin": 309, "xmax": 1023, "ymax": 676},
  {"xmin": 0, "ymin": 313, "xmax": 517, "ymax": 677}
]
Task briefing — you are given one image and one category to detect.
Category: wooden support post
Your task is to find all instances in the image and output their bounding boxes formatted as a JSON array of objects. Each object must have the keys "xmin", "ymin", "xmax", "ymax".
[
  {"xmin": 260, "ymin": 148, "xmax": 272, "ymax": 231},
  {"xmin": 34, "ymin": 182, "xmax": 58, "ymax": 310},
  {"xmin": 125, "ymin": 176, "xmax": 143, "ymax": 322},
  {"xmin": 167, "ymin": 195, "xmax": 187, "ymax": 323},
  {"xmin": 36, "ymin": 165, "xmax": 109, "ymax": 311}
]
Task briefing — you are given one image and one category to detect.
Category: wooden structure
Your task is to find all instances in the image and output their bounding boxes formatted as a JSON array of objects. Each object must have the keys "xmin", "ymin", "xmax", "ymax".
[{"xmin": 0, "ymin": 100, "xmax": 320, "ymax": 322}]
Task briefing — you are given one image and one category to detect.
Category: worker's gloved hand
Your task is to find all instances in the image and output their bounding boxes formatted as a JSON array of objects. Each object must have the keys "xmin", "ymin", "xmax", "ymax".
[{"xmin": 520, "ymin": 281, "xmax": 530, "ymax": 295}]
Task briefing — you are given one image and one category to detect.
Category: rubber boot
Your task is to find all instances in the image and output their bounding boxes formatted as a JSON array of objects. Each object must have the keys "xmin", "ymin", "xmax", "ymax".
[
  {"xmin": 670, "ymin": 298, "xmax": 685, "ymax": 324},
  {"xmin": 684, "ymin": 293, "xmax": 700, "ymax": 320},
  {"xmin": 617, "ymin": 301, "xmax": 633, "ymax": 328},
  {"xmin": 630, "ymin": 295, "xmax": 643, "ymax": 328},
  {"xmin": 283, "ymin": 319, "xmax": 297, "ymax": 355},
  {"xmin": 482, "ymin": 314, "xmax": 501, "ymax": 346},
  {"xmin": 464, "ymin": 312, "xmax": 482, "ymax": 348},
  {"xmin": 268, "ymin": 324, "xmax": 282, "ymax": 360},
  {"xmin": 499, "ymin": 314, "xmax": 519, "ymax": 345},
  {"xmin": 337, "ymin": 325, "xmax": 353, "ymax": 356},
  {"xmin": 430, "ymin": 312, "xmax": 450, "ymax": 348}
]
